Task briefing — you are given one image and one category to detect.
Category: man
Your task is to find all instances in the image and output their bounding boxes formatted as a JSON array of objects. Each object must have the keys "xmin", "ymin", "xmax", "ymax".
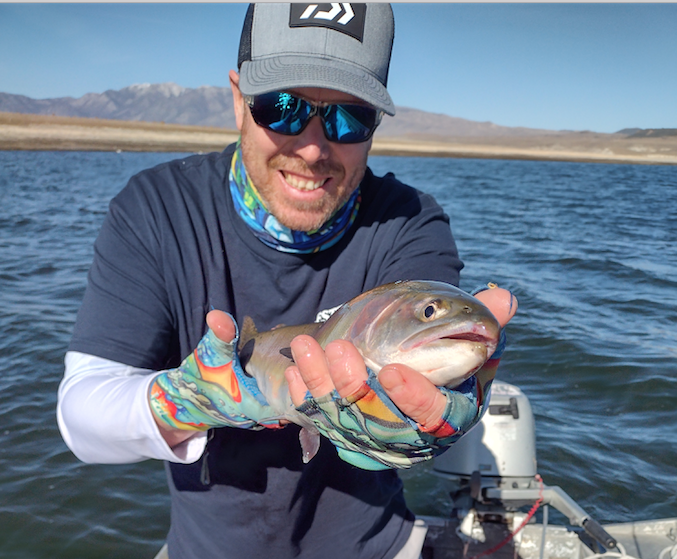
[{"xmin": 57, "ymin": 4, "xmax": 514, "ymax": 558}]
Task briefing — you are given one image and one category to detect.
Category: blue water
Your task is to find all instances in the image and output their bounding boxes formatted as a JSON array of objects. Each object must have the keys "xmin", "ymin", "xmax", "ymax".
[{"xmin": 1, "ymin": 151, "xmax": 675, "ymax": 557}]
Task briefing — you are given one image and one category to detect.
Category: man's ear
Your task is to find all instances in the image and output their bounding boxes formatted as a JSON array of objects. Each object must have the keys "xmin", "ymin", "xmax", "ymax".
[{"xmin": 229, "ymin": 69, "xmax": 244, "ymax": 132}]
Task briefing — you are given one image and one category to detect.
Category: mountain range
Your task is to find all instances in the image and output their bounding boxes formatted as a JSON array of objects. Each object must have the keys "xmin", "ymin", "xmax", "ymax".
[{"xmin": 0, "ymin": 82, "xmax": 564, "ymax": 139}]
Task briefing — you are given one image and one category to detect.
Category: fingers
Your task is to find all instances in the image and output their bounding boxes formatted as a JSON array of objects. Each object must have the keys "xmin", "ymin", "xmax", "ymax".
[
  {"xmin": 379, "ymin": 365, "xmax": 447, "ymax": 430},
  {"xmin": 474, "ymin": 286, "xmax": 518, "ymax": 327},
  {"xmin": 285, "ymin": 366, "xmax": 308, "ymax": 408},
  {"xmin": 286, "ymin": 335, "xmax": 448, "ymax": 432},
  {"xmin": 206, "ymin": 309, "xmax": 237, "ymax": 343},
  {"xmin": 324, "ymin": 341, "xmax": 369, "ymax": 396},
  {"xmin": 289, "ymin": 335, "xmax": 333, "ymax": 397},
  {"xmin": 285, "ymin": 336, "xmax": 369, "ymax": 407}
]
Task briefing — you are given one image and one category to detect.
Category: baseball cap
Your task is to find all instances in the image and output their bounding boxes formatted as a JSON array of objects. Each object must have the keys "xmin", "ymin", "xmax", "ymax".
[{"xmin": 237, "ymin": 3, "xmax": 396, "ymax": 116}]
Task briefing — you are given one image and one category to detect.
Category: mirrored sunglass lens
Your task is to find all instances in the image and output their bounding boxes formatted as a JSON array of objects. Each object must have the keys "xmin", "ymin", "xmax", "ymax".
[
  {"xmin": 323, "ymin": 104, "xmax": 377, "ymax": 143},
  {"xmin": 250, "ymin": 92, "xmax": 310, "ymax": 135}
]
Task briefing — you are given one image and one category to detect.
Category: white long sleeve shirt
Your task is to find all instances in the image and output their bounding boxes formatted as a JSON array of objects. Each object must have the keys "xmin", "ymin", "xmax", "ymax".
[{"xmin": 57, "ymin": 351, "xmax": 207, "ymax": 464}]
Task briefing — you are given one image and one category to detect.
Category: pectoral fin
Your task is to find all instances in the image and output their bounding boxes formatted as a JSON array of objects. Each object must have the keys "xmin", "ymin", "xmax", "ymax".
[{"xmin": 299, "ymin": 427, "xmax": 321, "ymax": 464}]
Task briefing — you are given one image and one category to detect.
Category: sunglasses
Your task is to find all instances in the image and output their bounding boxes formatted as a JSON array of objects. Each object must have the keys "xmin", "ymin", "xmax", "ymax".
[{"xmin": 244, "ymin": 91, "xmax": 383, "ymax": 144}]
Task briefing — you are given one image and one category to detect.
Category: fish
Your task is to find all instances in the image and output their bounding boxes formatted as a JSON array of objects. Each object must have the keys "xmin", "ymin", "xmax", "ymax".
[{"xmin": 237, "ymin": 280, "xmax": 501, "ymax": 462}]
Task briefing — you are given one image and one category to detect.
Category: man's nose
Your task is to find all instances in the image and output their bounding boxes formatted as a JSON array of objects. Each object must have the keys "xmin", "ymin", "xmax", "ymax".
[{"xmin": 291, "ymin": 116, "xmax": 331, "ymax": 164}]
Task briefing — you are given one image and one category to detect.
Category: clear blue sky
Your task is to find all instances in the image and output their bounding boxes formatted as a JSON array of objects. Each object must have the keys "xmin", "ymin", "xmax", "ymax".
[{"xmin": 1, "ymin": 3, "xmax": 675, "ymax": 133}]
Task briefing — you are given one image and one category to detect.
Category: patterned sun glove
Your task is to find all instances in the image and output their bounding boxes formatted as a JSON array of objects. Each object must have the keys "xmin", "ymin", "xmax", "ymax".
[
  {"xmin": 296, "ymin": 368, "xmax": 493, "ymax": 471},
  {"xmin": 149, "ymin": 314, "xmax": 281, "ymax": 432}
]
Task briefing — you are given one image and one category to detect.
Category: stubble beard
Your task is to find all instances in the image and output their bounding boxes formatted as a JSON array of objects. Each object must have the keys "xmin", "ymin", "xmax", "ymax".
[{"xmin": 241, "ymin": 139, "xmax": 368, "ymax": 233}]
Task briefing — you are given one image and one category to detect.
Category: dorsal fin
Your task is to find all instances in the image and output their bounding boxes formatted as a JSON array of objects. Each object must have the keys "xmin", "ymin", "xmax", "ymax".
[{"xmin": 238, "ymin": 315, "xmax": 259, "ymax": 352}]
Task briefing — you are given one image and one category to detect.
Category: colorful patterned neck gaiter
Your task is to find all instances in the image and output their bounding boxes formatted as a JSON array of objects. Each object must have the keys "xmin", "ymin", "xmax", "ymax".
[{"xmin": 229, "ymin": 141, "xmax": 361, "ymax": 254}]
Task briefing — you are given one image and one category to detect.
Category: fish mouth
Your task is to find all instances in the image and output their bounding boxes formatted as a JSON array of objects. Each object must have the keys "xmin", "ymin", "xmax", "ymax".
[
  {"xmin": 400, "ymin": 322, "xmax": 499, "ymax": 354},
  {"xmin": 393, "ymin": 322, "xmax": 500, "ymax": 387},
  {"xmin": 438, "ymin": 332, "xmax": 495, "ymax": 344}
]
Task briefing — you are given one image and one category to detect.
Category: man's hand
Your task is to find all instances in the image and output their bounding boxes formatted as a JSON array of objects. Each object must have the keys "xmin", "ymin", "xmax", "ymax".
[
  {"xmin": 150, "ymin": 310, "xmax": 281, "ymax": 448},
  {"xmin": 284, "ymin": 285, "xmax": 517, "ymax": 469},
  {"xmin": 285, "ymin": 338, "xmax": 448, "ymax": 430},
  {"xmin": 205, "ymin": 309, "xmax": 237, "ymax": 344}
]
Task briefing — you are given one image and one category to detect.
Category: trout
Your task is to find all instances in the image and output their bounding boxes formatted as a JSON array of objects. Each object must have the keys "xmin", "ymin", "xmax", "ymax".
[{"xmin": 237, "ymin": 280, "xmax": 501, "ymax": 460}]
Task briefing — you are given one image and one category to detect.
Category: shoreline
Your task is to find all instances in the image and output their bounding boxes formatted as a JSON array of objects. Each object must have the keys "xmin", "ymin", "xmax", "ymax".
[
  {"xmin": 370, "ymin": 137, "xmax": 677, "ymax": 165},
  {"xmin": 2, "ymin": 112, "xmax": 676, "ymax": 165}
]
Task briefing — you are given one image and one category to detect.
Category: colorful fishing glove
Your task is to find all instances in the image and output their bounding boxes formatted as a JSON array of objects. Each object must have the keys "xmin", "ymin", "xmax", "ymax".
[
  {"xmin": 295, "ymin": 370, "xmax": 488, "ymax": 470},
  {"xmin": 296, "ymin": 284, "xmax": 508, "ymax": 471},
  {"xmin": 149, "ymin": 316, "xmax": 281, "ymax": 432}
]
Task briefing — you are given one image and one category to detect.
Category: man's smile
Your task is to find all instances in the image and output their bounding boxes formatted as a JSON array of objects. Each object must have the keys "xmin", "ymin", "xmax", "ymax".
[{"xmin": 282, "ymin": 171, "xmax": 330, "ymax": 192}]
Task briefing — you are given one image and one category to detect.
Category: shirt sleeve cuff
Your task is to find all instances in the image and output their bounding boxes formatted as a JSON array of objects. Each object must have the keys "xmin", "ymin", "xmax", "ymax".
[{"xmin": 58, "ymin": 351, "xmax": 208, "ymax": 465}]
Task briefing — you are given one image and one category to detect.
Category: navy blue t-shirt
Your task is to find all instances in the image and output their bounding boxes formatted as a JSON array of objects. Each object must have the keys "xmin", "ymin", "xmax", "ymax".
[{"xmin": 70, "ymin": 144, "xmax": 464, "ymax": 559}]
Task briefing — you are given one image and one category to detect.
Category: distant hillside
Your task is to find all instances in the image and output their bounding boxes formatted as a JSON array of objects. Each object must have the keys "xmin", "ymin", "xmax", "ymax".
[
  {"xmin": 1, "ymin": 83, "xmax": 568, "ymax": 139},
  {"xmin": 377, "ymin": 106, "xmax": 560, "ymax": 138},
  {"xmin": 624, "ymin": 128, "xmax": 677, "ymax": 138},
  {"xmin": 0, "ymin": 83, "xmax": 236, "ymax": 128}
]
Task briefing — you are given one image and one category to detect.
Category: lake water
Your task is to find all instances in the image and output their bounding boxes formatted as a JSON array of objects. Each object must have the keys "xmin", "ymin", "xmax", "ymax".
[{"xmin": 1, "ymin": 150, "xmax": 675, "ymax": 557}]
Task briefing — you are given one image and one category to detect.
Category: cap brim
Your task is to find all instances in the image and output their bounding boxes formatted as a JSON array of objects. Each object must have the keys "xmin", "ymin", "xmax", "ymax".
[{"xmin": 239, "ymin": 56, "xmax": 395, "ymax": 116}]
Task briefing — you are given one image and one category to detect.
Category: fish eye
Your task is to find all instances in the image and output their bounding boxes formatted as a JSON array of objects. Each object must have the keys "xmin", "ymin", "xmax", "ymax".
[{"xmin": 421, "ymin": 299, "xmax": 444, "ymax": 321}]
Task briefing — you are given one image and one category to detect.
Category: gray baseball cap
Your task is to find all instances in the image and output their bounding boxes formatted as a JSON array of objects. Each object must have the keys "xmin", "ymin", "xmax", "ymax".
[{"xmin": 237, "ymin": 3, "xmax": 396, "ymax": 116}]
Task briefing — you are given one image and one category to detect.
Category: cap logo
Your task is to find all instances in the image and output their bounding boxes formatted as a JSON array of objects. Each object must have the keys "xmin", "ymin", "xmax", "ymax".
[{"xmin": 289, "ymin": 3, "xmax": 367, "ymax": 42}]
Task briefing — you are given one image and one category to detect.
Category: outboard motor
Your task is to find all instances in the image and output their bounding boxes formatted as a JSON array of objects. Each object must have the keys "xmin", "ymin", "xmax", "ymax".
[
  {"xmin": 434, "ymin": 381, "xmax": 537, "ymax": 486},
  {"xmin": 432, "ymin": 381, "xmax": 618, "ymax": 552}
]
